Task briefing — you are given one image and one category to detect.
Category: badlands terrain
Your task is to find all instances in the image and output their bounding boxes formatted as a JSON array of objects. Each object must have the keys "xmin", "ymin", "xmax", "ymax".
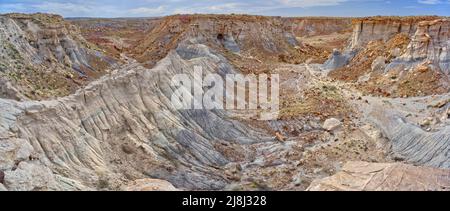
[{"xmin": 1, "ymin": 13, "xmax": 450, "ymax": 191}]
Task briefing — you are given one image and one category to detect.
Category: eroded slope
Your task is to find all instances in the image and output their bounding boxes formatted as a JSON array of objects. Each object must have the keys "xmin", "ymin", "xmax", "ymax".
[{"xmin": 0, "ymin": 13, "xmax": 115, "ymax": 100}]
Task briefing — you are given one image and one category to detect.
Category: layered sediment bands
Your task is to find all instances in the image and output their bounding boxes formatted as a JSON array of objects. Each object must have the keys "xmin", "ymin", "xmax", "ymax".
[
  {"xmin": 350, "ymin": 17, "xmax": 440, "ymax": 48},
  {"xmin": 329, "ymin": 16, "xmax": 450, "ymax": 97},
  {"xmin": 368, "ymin": 106, "xmax": 450, "ymax": 169},
  {"xmin": 390, "ymin": 19, "xmax": 450, "ymax": 73},
  {"xmin": 350, "ymin": 17, "xmax": 450, "ymax": 73},
  {"xmin": 3, "ymin": 13, "xmax": 450, "ymax": 191},
  {"xmin": 131, "ymin": 15, "xmax": 300, "ymax": 67},
  {"xmin": 0, "ymin": 13, "xmax": 114, "ymax": 100},
  {"xmin": 351, "ymin": 18, "xmax": 416, "ymax": 48},
  {"xmin": 69, "ymin": 17, "xmax": 160, "ymax": 57},
  {"xmin": 3, "ymin": 13, "xmax": 111, "ymax": 71},
  {"xmin": 307, "ymin": 161, "xmax": 450, "ymax": 191},
  {"xmin": 346, "ymin": 17, "xmax": 450, "ymax": 170},
  {"xmin": 0, "ymin": 43, "xmax": 271, "ymax": 191}
]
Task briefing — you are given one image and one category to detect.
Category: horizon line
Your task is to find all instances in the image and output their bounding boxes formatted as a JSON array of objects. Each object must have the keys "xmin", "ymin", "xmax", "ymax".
[{"xmin": 1, "ymin": 12, "xmax": 448, "ymax": 19}]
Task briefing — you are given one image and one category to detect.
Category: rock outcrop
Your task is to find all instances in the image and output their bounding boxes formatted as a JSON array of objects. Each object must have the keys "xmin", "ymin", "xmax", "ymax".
[
  {"xmin": 322, "ymin": 49, "xmax": 355, "ymax": 71},
  {"xmin": 0, "ymin": 13, "xmax": 114, "ymax": 100},
  {"xmin": 0, "ymin": 41, "xmax": 273, "ymax": 191},
  {"xmin": 123, "ymin": 179, "xmax": 179, "ymax": 191},
  {"xmin": 349, "ymin": 17, "xmax": 429, "ymax": 48},
  {"xmin": 131, "ymin": 15, "xmax": 301, "ymax": 67},
  {"xmin": 2, "ymin": 13, "xmax": 449, "ymax": 192},
  {"xmin": 370, "ymin": 110, "xmax": 450, "ymax": 169},
  {"xmin": 308, "ymin": 161, "xmax": 450, "ymax": 191},
  {"xmin": 322, "ymin": 118, "xmax": 342, "ymax": 132},
  {"xmin": 351, "ymin": 17, "xmax": 449, "ymax": 74},
  {"xmin": 69, "ymin": 17, "xmax": 161, "ymax": 59},
  {"xmin": 328, "ymin": 16, "xmax": 450, "ymax": 97},
  {"xmin": 388, "ymin": 19, "xmax": 450, "ymax": 74}
]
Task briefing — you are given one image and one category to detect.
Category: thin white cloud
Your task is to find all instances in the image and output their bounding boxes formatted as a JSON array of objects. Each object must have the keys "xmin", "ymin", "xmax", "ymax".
[
  {"xmin": 0, "ymin": 0, "xmax": 378, "ymax": 17},
  {"xmin": 418, "ymin": 0, "xmax": 442, "ymax": 4},
  {"xmin": 278, "ymin": 0, "xmax": 348, "ymax": 7},
  {"xmin": 207, "ymin": 3, "xmax": 244, "ymax": 11},
  {"xmin": 128, "ymin": 6, "xmax": 166, "ymax": 15},
  {"xmin": 0, "ymin": 3, "xmax": 27, "ymax": 12},
  {"xmin": 32, "ymin": 2, "xmax": 92, "ymax": 14},
  {"xmin": 1, "ymin": 0, "xmax": 448, "ymax": 17}
]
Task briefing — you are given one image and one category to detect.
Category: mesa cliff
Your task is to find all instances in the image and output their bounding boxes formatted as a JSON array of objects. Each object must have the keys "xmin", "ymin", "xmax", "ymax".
[
  {"xmin": 130, "ymin": 15, "xmax": 300, "ymax": 67},
  {"xmin": 328, "ymin": 16, "xmax": 450, "ymax": 97}
]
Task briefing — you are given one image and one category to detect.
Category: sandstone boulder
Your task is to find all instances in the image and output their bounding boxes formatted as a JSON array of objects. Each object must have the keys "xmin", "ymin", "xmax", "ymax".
[
  {"xmin": 371, "ymin": 56, "xmax": 386, "ymax": 72},
  {"xmin": 123, "ymin": 179, "xmax": 179, "ymax": 191},
  {"xmin": 307, "ymin": 161, "xmax": 450, "ymax": 191},
  {"xmin": 4, "ymin": 162, "xmax": 58, "ymax": 191},
  {"xmin": 323, "ymin": 118, "xmax": 343, "ymax": 131}
]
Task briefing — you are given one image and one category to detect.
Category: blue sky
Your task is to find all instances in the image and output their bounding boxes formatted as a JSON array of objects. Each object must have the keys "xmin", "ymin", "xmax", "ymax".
[{"xmin": 0, "ymin": 0, "xmax": 449, "ymax": 17}]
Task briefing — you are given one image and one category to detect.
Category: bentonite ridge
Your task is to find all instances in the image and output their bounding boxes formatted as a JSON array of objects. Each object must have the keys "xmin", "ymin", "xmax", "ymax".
[
  {"xmin": 0, "ymin": 41, "xmax": 275, "ymax": 190},
  {"xmin": 1, "ymin": 12, "xmax": 450, "ymax": 191},
  {"xmin": 363, "ymin": 94, "xmax": 450, "ymax": 169},
  {"xmin": 0, "ymin": 14, "xmax": 115, "ymax": 101}
]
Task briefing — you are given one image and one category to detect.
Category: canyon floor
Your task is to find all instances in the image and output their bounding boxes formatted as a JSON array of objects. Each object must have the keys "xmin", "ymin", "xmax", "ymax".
[{"xmin": 1, "ymin": 14, "xmax": 450, "ymax": 191}]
